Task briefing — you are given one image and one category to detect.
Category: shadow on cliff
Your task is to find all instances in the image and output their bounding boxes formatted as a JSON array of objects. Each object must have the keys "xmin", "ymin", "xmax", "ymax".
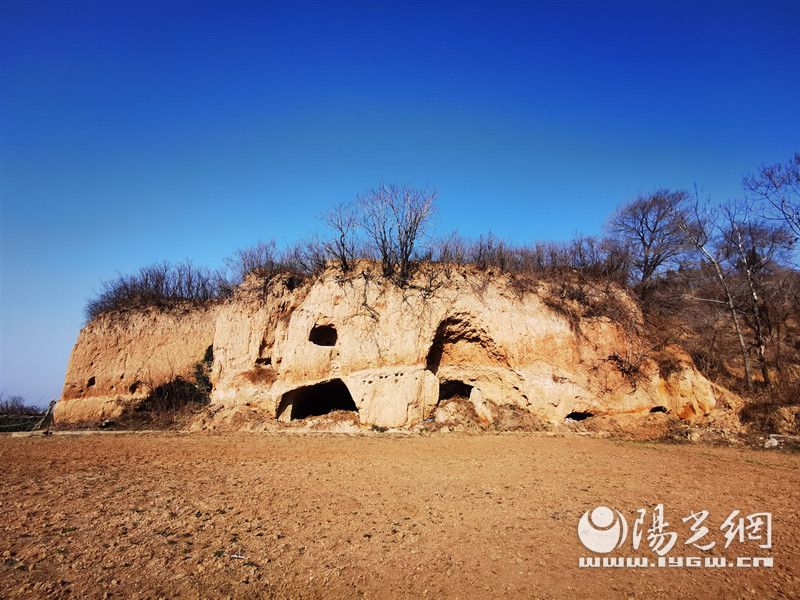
[{"xmin": 107, "ymin": 379, "xmax": 211, "ymax": 430}]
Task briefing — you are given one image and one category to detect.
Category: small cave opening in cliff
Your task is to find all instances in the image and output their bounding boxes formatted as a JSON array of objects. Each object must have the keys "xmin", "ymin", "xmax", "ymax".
[
  {"xmin": 277, "ymin": 379, "xmax": 357, "ymax": 420},
  {"xmin": 86, "ymin": 376, "xmax": 96, "ymax": 388},
  {"xmin": 565, "ymin": 411, "xmax": 593, "ymax": 421},
  {"xmin": 650, "ymin": 405, "xmax": 669, "ymax": 414},
  {"xmin": 438, "ymin": 380, "xmax": 473, "ymax": 401},
  {"xmin": 309, "ymin": 324, "xmax": 338, "ymax": 346}
]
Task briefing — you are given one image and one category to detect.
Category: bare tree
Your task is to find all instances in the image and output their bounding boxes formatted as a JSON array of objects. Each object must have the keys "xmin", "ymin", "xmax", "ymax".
[
  {"xmin": 0, "ymin": 392, "xmax": 41, "ymax": 416},
  {"xmin": 359, "ymin": 185, "xmax": 395, "ymax": 276},
  {"xmin": 394, "ymin": 186, "xmax": 436, "ymax": 281},
  {"xmin": 357, "ymin": 183, "xmax": 436, "ymax": 282},
  {"xmin": 608, "ymin": 190, "xmax": 689, "ymax": 296},
  {"xmin": 718, "ymin": 201, "xmax": 794, "ymax": 385},
  {"xmin": 432, "ymin": 230, "xmax": 469, "ymax": 264},
  {"xmin": 284, "ymin": 237, "xmax": 328, "ymax": 277},
  {"xmin": 744, "ymin": 152, "xmax": 800, "ymax": 239},
  {"xmin": 469, "ymin": 233, "xmax": 507, "ymax": 270},
  {"xmin": 677, "ymin": 199, "xmax": 754, "ymax": 390},
  {"xmin": 321, "ymin": 203, "xmax": 358, "ymax": 272},
  {"xmin": 225, "ymin": 241, "xmax": 281, "ymax": 283},
  {"xmin": 767, "ymin": 267, "xmax": 800, "ymax": 382},
  {"xmin": 561, "ymin": 235, "xmax": 632, "ymax": 283}
]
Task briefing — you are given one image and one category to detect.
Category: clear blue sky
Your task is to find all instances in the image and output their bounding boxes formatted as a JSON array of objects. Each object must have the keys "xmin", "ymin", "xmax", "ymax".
[{"xmin": 1, "ymin": 0, "xmax": 798, "ymax": 406}]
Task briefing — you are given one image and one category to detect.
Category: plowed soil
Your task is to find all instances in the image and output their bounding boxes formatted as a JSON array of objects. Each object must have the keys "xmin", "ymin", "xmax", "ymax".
[{"xmin": 1, "ymin": 432, "xmax": 799, "ymax": 599}]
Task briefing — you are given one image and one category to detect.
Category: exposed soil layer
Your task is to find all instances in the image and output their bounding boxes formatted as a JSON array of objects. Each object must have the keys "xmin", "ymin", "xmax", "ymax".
[{"xmin": 1, "ymin": 433, "xmax": 799, "ymax": 599}]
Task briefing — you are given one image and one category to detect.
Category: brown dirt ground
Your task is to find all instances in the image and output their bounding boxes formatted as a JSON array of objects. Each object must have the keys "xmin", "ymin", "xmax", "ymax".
[{"xmin": 1, "ymin": 432, "xmax": 799, "ymax": 599}]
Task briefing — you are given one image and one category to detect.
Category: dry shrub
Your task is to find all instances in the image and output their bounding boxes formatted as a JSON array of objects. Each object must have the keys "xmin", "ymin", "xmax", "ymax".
[
  {"xmin": 243, "ymin": 367, "xmax": 278, "ymax": 385},
  {"xmin": 487, "ymin": 404, "xmax": 551, "ymax": 432},
  {"xmin": 584, "ymin": 286, "xmax": 635, "ymax": 325},
  {"xmin": 542, "ymin": 295, "xmax": 582, "ymax": 332},
  {"xmin": 656, "ymin": 355, "xmax": 683, "ymax": 380},
  {"xmin": 111, "ymin": 378, "xmax": 209, "ymax": 430},
  {"xmin": 739, "ymin": 379, "xmax": 800, "ymax": 433},
  {"xmin": 537, "ymin": 272, "xmax": 638, "ymax": 335},
  {"xmin": 110, "ymin": 349, "xmax": 214, "ymax": 430},
  {"xmin": 605, "ymin": 351, "xmax": 649, "ymax": 391},
  {"xmin": 85, "ymin": 261, "xmax": 228, "ymax": 321}
]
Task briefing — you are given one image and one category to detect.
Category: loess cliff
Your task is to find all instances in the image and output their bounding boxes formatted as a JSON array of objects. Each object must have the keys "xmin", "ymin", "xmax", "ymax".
[{"xmin": 55, "ymin": 263, "xmax": 724, "ymax": 429}]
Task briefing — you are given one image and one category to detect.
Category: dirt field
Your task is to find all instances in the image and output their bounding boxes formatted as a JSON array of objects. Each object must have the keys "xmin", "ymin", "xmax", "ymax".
[{"xmin": 1, "ymin": 432, "xmax": 799, "ymax": 599}]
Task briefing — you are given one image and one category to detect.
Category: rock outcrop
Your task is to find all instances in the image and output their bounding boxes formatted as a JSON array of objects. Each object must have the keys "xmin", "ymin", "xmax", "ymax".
[
  {"xmin": 55, "ymin": 305, "xmax": 218, "ymax": 423},
  {"xmin": 55, "ymin": 263, "xmax": 722, "ymax": 429}
]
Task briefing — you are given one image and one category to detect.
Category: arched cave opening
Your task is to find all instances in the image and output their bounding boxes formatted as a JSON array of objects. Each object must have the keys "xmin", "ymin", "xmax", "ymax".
[
  {"xmin": 426, "ymin": 317, "xmax": 466, "ymax": 373},
  {"xmin": 650, "ymin": 405, "xmax": 669, "ymax": 413},
  {"xmin": 426, "ymin": 338, "xmax": 445, "ymax": 373},
  {"xmin": 309, "ymin": 324, "xmax": 338, "ymax": 346},
  {"xmin": 425, "ymin": 315, "xmax": 504, "ymax": 375},
  {"xmin": 439, "ymin": 380, "xmax": 473, "ymax": 401},
  {"xmin": 565, "ymin": 411, "xmax": 594, "ymax": 421},
  {"xmin": 277, "ymin": 379, "xmax": 357, "ymax": 420}
]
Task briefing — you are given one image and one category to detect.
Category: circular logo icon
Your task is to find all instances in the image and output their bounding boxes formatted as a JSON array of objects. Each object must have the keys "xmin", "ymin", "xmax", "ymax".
[{"xmin": 577, "ymin": 506, "xmax": 628, "ymax": 553}]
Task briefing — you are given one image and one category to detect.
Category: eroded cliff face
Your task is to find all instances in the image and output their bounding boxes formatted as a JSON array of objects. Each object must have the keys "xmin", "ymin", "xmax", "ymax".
[
  {"xmin": 55, "ymin": 305, "xmax": 218, "ymax": 423},
  {"xmin": 55, "ymin": 264, "xmax": 721, "ymax": 429}
]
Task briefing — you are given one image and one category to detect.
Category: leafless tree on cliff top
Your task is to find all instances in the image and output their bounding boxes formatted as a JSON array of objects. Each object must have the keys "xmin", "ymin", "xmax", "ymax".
[
  {"xmin": 717, "ymin": 201, "xmax": 794, "ymax": 386},
  {"xmin": 608, "ymin": 189, "xmax": 689, "ymax": 297},
  {"xmin": 357, "ymin": 183, "xmax": 436, "ymax": 283},
  {"xmin": 677, "ymin": 198, "xmax": 755, "ymax": 390},
  {"xmin": 283, "ymin": 237, "xmax": 328, "ymax": 277},
  {"xmin": 322, "ymin": 202, "xmax": 358, "ymax": 272},
  {"xmin": 744, "ymin": 152, "xmax": 800, "ymax": 240},
  {"xmin": 226, "ymin": 241, "xmax": 281, "ymax": 283}
]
